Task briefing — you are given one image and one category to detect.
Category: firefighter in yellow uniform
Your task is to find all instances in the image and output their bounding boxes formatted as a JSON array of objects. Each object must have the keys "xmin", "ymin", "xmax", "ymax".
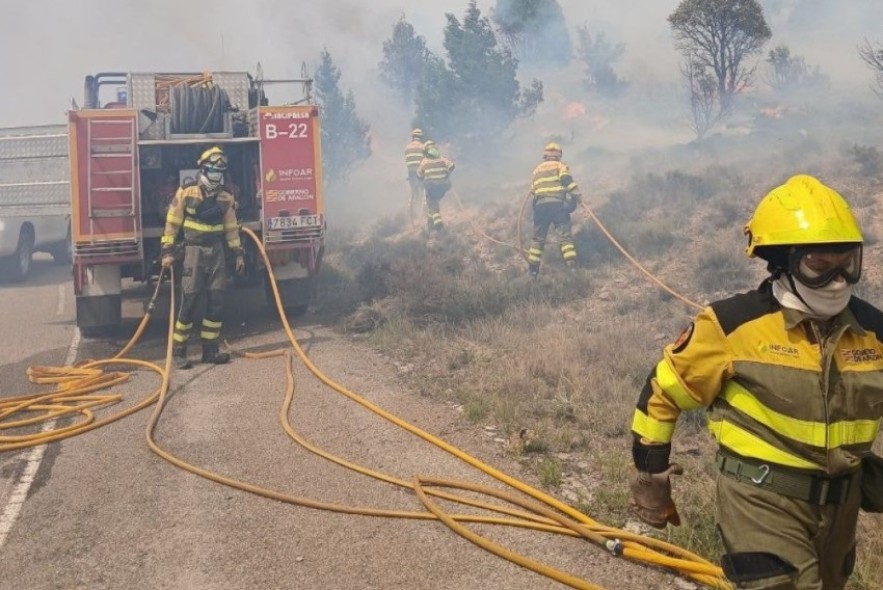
[
  {"xmin": 161, "ymin": 146, "xmax": 245, "ymax": 369},
  {"xmin": 629, "ymin": 175, "xmax": 883, "ymax": 589},
  {"xmin": 416, "ymin": 143, "xmax": 454, "ymax": 233},
  {"xmin": 528, "ymin": 142, "xmax": 581, "ymax": 277},
  {"xmin": 404, "ymin": 128, "xmax": 426, "ymax": 206}
]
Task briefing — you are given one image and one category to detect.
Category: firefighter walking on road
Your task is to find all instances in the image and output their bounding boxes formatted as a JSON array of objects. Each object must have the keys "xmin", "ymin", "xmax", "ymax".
[
  {"xmin": 527, "ymin": 142, "xmax": 581, "ymax": 277},
  {"xmin": 405, "ymin": 128, "xmax": 426, "ymax": 208},
  {"xmin": 161, "ymin": 146, "xmax": 245, "ymax": 369},
  {"xmin": 628, "ymin": 175, "xmax": 883, "ymax": 589},
  {"xmin": 416, "ymin": 143, "xmax": 455, "ymax": 233}
]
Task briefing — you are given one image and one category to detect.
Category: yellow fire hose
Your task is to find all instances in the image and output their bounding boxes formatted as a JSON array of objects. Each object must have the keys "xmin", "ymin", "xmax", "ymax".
[
  {"xmin": 0, "ymin": 275, "xmax": 169, "ymax": 451},
  {"xmin": 0, "ymin": 227, "xmax": 729, "ymax": 589},
  {"xmin": 450, "ymin": 187, "xmax": 524, "ymax": 251},
  {"xmin": 513, "ymin": 191, "xmax": 703, "ymax": 311},
  {"xmin": 451, "ymin": 184, "xmax": 703, "ymax": 319}
]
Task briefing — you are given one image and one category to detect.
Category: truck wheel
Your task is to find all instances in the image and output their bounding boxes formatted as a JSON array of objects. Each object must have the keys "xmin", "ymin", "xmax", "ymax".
[
  {"xmin": 287, "ymin": 304, "xmax": 309, "ymax": 318},
  {"xmin": 80, "ymin": 325, "xmax": 120, "ymax": 339},
  {"xmin": 265, "ymin": 276, "xmax": 314, "ymax": 317},
  {"xmin": 51, "ymin": 229, "xmax": 73, "ymax": 265},
  {"xmin": 1, "ymin": 228, "xmax": 34, "ymax": 282}
]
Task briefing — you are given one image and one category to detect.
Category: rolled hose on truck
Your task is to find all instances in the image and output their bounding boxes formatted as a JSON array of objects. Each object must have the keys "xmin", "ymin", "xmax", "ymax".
[{"xmin": 0, "ymin": 227, "xmax": 731, "ymax": 589}]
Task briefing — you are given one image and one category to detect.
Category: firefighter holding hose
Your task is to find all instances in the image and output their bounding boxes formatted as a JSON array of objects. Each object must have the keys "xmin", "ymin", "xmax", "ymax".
[{"xmin": 161, "ymin": 146, "xmax": 245, "ymax": 369}]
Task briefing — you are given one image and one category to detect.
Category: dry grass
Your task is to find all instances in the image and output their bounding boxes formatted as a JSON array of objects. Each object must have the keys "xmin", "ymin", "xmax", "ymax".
[{"xmin": 322, "ymin": 160, "xmax": 883, "ymax": 586}]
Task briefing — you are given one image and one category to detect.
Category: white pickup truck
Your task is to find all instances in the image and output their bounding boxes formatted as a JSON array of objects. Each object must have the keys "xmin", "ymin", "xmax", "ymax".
[{"xmin": 0, "ymin": 125, "xmax": 71, "ymax": 282}]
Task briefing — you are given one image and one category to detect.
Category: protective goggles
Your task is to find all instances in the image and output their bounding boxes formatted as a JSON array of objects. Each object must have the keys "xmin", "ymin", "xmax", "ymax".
[{"xmin": 788, "ymin": 244, "xmax": 862, "ymax": 288}]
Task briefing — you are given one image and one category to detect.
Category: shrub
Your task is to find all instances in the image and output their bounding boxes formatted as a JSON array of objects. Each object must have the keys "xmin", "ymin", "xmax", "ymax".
[
  {"xmin": 847, "ymin": 144, "xmax": 882, "ymax": 178},
  {"xmin": 696, "ymin": 243, "xmax": 754, "ymax": 294}
]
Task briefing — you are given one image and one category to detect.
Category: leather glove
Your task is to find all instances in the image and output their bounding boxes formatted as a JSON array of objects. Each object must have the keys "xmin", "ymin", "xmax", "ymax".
[
  {"xmin": 235, "ymin": 256, "xmax": 245, "ymax": 274},
  {"xmin": 629, "ymin": 462, "xmax": 683, "ymax": 529},
  {"xmin": 161, "ymin": 255, "xmax": 175, "ymax": 268}
]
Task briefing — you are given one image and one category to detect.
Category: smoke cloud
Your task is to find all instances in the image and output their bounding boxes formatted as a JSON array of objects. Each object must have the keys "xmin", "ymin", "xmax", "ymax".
[{"xmin": 2, "ymin": 1, "xmax": 881, "ymax": 225}]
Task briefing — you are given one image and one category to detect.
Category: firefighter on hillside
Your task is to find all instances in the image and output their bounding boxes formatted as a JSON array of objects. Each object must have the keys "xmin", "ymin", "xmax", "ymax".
[
  {"xmin": 404, "ymin": 128, "xmax": 426, "ymax": 206},
  {"xmin": 527, "ymin": 142, "xmax": 582, "ymax": 277},
  {"xmin": 161, "ymin": 146, "xmax": 245, "ymax": 369},
  {"xmin": 629, "ymin": 174, "xmax": 883, "ymax": 589},
  {"xmin": 416, "ymin": 143, "xmax": 455, "ymax": 233}
]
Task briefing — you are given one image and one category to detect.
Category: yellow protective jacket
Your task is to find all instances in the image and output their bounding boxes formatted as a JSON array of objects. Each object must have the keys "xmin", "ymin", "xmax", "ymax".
[
  {"xmin": 161, "ymin": 184, "xmax": 242, "ymax": 256},
  {"xmin": 416, "ymin": 156, "xmax": 454, "ymax": 187},
  {"xmin": 632, "ymin": 281, "xmax": 883, "ymax": 476},
  {"xmin": 405, "ymin": 140, "xmax": 425, "ymax": 170},
  {"xmin": 530, "ymin": 160, "xmax": 581, "ymax": 201}
]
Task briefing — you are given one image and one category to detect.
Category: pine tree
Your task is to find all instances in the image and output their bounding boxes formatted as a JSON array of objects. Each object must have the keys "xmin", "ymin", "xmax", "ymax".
[
  {"xmin": 492, "ymin": 0, "xmax": 571, "ymax": 66},
  {"xmin": 413, "ymin": 55, "xmax": 459, "ymax": 142},
  {"xmin": 575, "ymin": 25, "xmax": 627, "ymax": 98},
  {"xmin": 414, "ymin": 1, "xmax": 542, "ymax": 148},
  {"xmin": 379, "ymin": 16, "xmax": 432, "ymax": 103},
  {"xmin": 314, "ymin": 49, "xmax": 371, "ymax": 184}
]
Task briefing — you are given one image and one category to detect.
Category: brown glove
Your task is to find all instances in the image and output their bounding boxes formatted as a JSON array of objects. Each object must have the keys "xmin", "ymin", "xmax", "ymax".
[
  {"xmin": 235, "ymin": 256, "xmax": 245, "ymax": 274},
  {"xmin": 629, "ymin": 462, "xmax": 683, "ymax": 529},
  {"xmin": 161, "ymin": 255, "xmax": 175, "ymax": 268}
]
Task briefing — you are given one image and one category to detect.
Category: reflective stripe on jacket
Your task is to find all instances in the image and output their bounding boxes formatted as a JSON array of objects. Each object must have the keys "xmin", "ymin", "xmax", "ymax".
[
  {"xmin": 631, "ymin": 282, "xmax": 883, "ymax": 476},
  {"xmin": 416, "ymin": 156, "xmax": 454, "ymax": 186},
  {"xmin": 530, "ymin": 160, "xmax": 580, "ymax": 200},
  {"xmin": 405, "ymin": 140, "xmax": 425, "ymax": 169},
  {"xmin": 161, "ymin": 185, "xmax": 242, "ymax": 255}
]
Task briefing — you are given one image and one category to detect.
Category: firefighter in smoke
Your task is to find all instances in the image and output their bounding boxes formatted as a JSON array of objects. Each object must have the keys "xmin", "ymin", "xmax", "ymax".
[
  {"xmin": 416, "ymin": 142, "xmax": 455, "ymax": 233},
  {"xmin": 527, "ymin": 142, "xmax": 581, "ymax": 277},
  {"xmin": 161, "ymin": 146, "xmax": 245, "ymax": 369},
  {"xmin": 628, "ymin": 175, "xmax": 883, "ymax": 589},
  {"xmin": 404, "ymin": 128, "xmax": 426, "ymax": 206}
]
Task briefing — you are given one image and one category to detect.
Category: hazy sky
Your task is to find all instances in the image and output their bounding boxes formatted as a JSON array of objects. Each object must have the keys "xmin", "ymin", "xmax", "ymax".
[{"xmin": 2, "ymin": 0, "xmax": 881, "ymax": 128}]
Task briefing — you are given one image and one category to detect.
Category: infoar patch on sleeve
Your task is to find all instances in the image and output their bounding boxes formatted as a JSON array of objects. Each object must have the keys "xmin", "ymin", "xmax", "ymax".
[{"xmin": 672, "ymin": 322, "xmax": 694, "ymax": 354}]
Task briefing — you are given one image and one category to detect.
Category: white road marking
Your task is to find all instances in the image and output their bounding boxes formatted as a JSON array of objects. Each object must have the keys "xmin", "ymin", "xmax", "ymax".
[
  {"xmin": 64, "ymin": 326, "xmax": 81, "ymax": 366},
  {"xmin": 0, "ymin": 327, "xmax": 80, "ymax": 550},
  {"xmin": 55, "ymin": 284, "xmax": 65, "ymax": 317}
]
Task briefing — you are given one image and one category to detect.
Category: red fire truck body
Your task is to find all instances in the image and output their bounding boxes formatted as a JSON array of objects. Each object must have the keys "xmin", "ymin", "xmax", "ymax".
[{"xmin": 68, "ymin": 71, "xmax": 324, "ymax": 333}]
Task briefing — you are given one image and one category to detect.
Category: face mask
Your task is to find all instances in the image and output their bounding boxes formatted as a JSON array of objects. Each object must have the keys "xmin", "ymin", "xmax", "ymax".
[
  {"xmin": 774, "ymin": 275, "xmax": 852, "ymax": 318},
  {"xmin": 198, "ymin": 170, "xmax": 223, "ymax": 193}
]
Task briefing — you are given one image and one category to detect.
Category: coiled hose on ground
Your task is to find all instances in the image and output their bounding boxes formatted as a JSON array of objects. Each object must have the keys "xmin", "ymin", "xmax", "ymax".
[{"xmin": 0, "ymin": 227, "xmax": 729, "ymax": 588}]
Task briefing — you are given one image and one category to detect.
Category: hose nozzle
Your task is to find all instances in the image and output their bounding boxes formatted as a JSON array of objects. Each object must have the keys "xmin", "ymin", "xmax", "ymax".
[{"xmin": 605, "ymin": 538, "xmax": 624, "ymax": 557}]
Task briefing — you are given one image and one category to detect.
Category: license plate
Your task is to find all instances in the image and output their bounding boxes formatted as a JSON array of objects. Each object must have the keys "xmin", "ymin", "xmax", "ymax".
[{"xmin": 267, "ymin": 215, "xmax": 321, "ymax": 230}]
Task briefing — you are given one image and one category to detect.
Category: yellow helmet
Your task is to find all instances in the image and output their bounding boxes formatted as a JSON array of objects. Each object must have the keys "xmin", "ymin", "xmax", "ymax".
[
  {"xmin": 411, "ymin": 128, "xmax": 424, "ymax": 138},
  {"xmin": 744, "ymin": 174, "xmax": 863, "ymax": 259},
  {"xmin": 543, "ymin": 142, "xmax": 562, "ymax": 160},
  {"xmin": 423, "ymin": 140, "xmax": 437, "ymax": 156},
  {"xmin": 197, "ymin": 146, "xmax": 228, "ymax": 170}
]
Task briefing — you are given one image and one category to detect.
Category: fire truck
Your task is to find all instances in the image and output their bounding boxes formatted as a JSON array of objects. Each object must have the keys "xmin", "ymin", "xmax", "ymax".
[{"xmin": 68, "ymin": 69, "xmax": 324, "ymax": 334}]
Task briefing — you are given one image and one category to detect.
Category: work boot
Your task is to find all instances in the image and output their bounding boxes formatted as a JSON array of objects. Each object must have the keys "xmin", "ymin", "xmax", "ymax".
[
  {"xmin": 201, "ymin": 342, "xmax": 231, "ymax": 365},
  {"xmin": 173, "ymin": 344, "xmax": 192, "ymax": 370},
  {"xmin": 528, "ymin": 262, "xmax": 540, "ymax": 278}
]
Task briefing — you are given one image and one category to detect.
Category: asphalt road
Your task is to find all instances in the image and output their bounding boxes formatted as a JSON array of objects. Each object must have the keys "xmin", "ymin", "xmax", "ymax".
[{"xmin": 0, "ymin": 255, "xmax": 679, "ymax": 590}]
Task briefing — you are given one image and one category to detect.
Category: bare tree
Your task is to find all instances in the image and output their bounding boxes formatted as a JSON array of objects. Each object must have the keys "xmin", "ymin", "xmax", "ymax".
[
  {"xmin": 683, "ymin": 59, "xmax": 722, "ymax": 139},
  {"xmin": 669, "ymin": 0, "xmax": 771, "ymax": 112},
  {"xmin": 859, "ymin": 39, "xmax": 883, "ymax": 97}
]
